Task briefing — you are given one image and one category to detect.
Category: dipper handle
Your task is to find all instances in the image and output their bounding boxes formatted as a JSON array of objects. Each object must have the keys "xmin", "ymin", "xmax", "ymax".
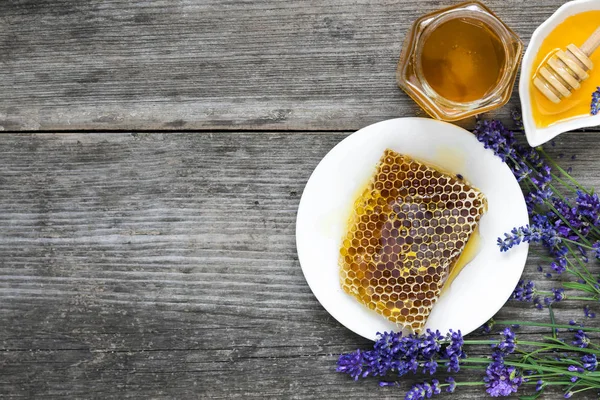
[{"xmin": 580, "ymin": 26, "xmax": 600, "ymax": 57}]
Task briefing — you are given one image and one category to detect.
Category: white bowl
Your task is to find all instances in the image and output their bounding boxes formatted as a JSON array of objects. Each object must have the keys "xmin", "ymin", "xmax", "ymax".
[
  {"xmin": 296, "ymin": 118, "xmax": 529, "ymax": 340},
  {"xmin": 519, "ymin": 0, "xmax": 600, "ymax": 147}
]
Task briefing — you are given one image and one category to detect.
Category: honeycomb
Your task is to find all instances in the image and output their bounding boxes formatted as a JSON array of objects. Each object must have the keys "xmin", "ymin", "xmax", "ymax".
[{"xmin": 339, "ymin": 149, "xmax": 487, "ymax": 333}]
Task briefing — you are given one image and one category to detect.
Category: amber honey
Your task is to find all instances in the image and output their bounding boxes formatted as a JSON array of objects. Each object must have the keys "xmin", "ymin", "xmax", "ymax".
[
  {"xmin": 530, "ymin": 11, "xmax": 600, "ymax": 128},
  {"xmin": 339, "ymin": 150, "xmax": 487, "ymax": 333},
  {"xmin": 397, "ymin": 2, "xmax": 522, "ymax": 121},
  {"xmin": 420, "ymin": 17, "xmax": 506, "ymax": 103}
]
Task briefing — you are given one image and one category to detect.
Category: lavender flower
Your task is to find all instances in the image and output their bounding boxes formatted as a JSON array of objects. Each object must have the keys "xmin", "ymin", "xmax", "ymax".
[
  {"xmin": 362, "ymin": 348, "xmax": 397, "ymax": 377},
  {"xmin": 419, "ymin": 329, "xmax": 443, "ymax": 359},
  {"xmin": 422, "ymin": 360, "xmax": 437, "ymax": 375},
  {"xmin": 497, "ymin": 225, "xmax": 547, "ymax": 251},
  {"xmin": 473, "ymin": 118, "xmax": 517, "ymax": 162},
  {"xmin": 496, "ymin": 328, "xmax": 516, "ymax": 354},
  {"xmin": 535, "ymin": 379, "xmax": 544, "ymax": 392},
  {"xmin": 405, "ymin": 380, "xmax": 441, "ymax": 400},
  {"xmin": 473, "ymin": 116, "xmax": 556, "ymax": 223},
  {"xmin": 525, "ymin": 187, "xmax": 553, "ymax": 211},
  {"xmin": 550, "ymin": 259, "xmax": 566, "ymax": 274},
  {"xmin": 568, "ymin": 320, "xmax": 580, "ymax": 330},
  {"xmin": 512, "ymin": 280, "xmax": 535, "ymax": 302},
  {"xmin": 552, "ymin": 288, "xmax": 565, "ymax": 302},
  {"xmin": 584, "ymin": 305, "xmax": 596, "ymax": 318},
  {"xmin": 498, "ymin": 215, "xmax": 562, "ymax": 252},
  {"xmin": 445, "ymin": 377, "xmax": 456, "ymax": 393},
  {"xmin": 484, "ymin": 353, "xmax": 523, "ymax": 397},
  {"xmin": 593, "ymin": 242, "xmax": 600, "ymax": 259},
  {"xmin": 551, "ymin": 198, "xmax": 589, "ymax": 239},
  {"xmin": 445, "ymin": 330, "xmax": 465, "ymax": 358},
  {"xmin": 336, "ymin": 350, "xmax": 366, "ymax": 380},
  {"xmin": 445, "ymin": 354, "xmax": 461, "ymax": 373},
  {"xmin": 337, "ymin": 330, "xmax": 467, "ymax": 382},
  {"xmin": 479, "ymin": 319, "xmax": 494, "ymax": 334},
  {"xmin": 575, "ymin": 190, "xmax": 600, "ymax": 226},
  {"xmin": 582, "ymin": 354, "xmax": 598, "ymax": 371},
  {"xmin": 568, "ymin": 365, "xmax": 584, "ymax": 373},
  {"xmin": 591, "ymin": 86, "xmax": 600, "ymax": 115},
  {"xmin": 573, "ymin": 330, "xmax": 590, "ymax": 348}
]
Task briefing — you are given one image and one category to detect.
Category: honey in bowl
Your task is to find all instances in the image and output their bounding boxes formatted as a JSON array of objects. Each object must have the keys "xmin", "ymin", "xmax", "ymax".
[
  {"xmin": 339, "ymin": 149, "xmax": 487, "ymax": 333},
  {"xmin": 420, "ymin": 17, "xmax": 506, "ymax": 103},
  {"xmin": 530, "ymin": 11, "xmax": 600, "ymax": 128}
]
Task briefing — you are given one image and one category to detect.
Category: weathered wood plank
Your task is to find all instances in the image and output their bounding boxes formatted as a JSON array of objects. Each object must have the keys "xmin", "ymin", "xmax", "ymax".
[
  {"xmin": 1, "ymin": 0, "xmax": 594, "ymax": 131},
  {"xmin": 0, "ymin": 131, "xmax": 597, "ymax": 398}
]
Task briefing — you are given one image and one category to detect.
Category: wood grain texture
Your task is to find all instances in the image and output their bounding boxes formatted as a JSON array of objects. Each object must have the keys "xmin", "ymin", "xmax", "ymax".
[
  {"xmin": 0, "ymin": 131, "xmax": 598, "ymax": 399},
  {"xmin": 1, "ymin": 0, "xmax": 593, "ymax": 132}
]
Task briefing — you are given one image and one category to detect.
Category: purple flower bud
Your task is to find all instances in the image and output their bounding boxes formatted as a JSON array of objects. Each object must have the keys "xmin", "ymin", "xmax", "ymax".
[
  {"xmin": 591, "ymin": 87, "xmax": 600, "ymax": 115},
  {"xmin": 584, "ymin": 305, "xmax": 596, "ymax": 319},
  {"xmin": 582, "ymin": 354, "xmax": 597, "ymax": 371},
  {"xmin": 446, "ymin": 377, "xmax": 456, "ymax": 393},
  {"xmin": 535, "ymin": 379, "xmax": 544, "ymax": 392},
  {"xmin": 573, "ymin": 330, "xmax": 590, "ymax": 348}
]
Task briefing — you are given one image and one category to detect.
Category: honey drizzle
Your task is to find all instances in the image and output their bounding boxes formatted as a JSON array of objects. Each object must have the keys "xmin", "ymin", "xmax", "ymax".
[{"xmin": 441, "ymin": 227, "xmax": 482, "ymax": 295}]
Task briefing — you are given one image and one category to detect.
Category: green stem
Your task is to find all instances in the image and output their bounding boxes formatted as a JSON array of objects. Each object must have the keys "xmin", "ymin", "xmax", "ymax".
[
  {"xmin": 453, "ymin": 382, "xmax": 486, "ymax": 387},
  {"xmin": 566, "ymin": 296, "xmax": 598, "ymax": 301},
  {"xmin": 464, "ymin": 340, "xmax": 497, "ymax": 345},
  {"xmin": 549, "ymin": 305, "xmax": 557, "ymax": 339},
  {"xmin": 493, "ymin": 321, "xmax": 600, "ymax": 333},
  {"xmin": 524, "ymin": 372, "xmax": 566, "ymax": 380},
  {"xmin": 457, "ymin": 365, "xmax": 488, "ymax": 371},
  {"xmin": 521, "ymin": 346, "xmax": 555, "ymax": 361},
  {"xmin": 462, "ymin": 358, "xmax": 600, "ymax": 383},
  {"xmin": 563, "ymin": 256, "xmax": 600, "ymax": 294},
  {"xmin": 525, "ymin": 381, "xmax": 585, "ymax": 385},
  {"xmin": 526, "ymin": 342, "xmax": 598, "ymax": 356},
  {"xmin": 561, "ymin": 238, "xmax": 594, "ymax": 249},
  {"xmin": 571, "ymin": 386, "xmax": 598, "ymax": 395},
  {"xmin": 535, "ymin": 291, "xmax": 598, "ymax": 301},
  {"xmin": 562, "ymin": 281, "xmax": 600, "ymax": 294}
]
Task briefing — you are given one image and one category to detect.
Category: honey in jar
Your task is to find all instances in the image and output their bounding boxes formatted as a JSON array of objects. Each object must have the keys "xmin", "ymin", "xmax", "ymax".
[
  {"xmin": 420, "ymin": 17, "xmax": 506, "ymax": 103},
  {"xmin": 397, "ymin": 1, "xmax": 523, "ymax": 121}
]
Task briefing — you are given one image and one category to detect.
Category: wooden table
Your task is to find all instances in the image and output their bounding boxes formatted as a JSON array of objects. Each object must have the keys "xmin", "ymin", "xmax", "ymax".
[{"xmin": 0, "ymin": 1, "xmax": 597, "ymax": 398}]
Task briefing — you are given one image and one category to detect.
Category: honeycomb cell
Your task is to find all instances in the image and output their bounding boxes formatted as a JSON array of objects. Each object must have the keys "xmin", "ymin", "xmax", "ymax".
[{"xmin": 339, "ymin": 149, "xmax": 487, "ymax": 333}]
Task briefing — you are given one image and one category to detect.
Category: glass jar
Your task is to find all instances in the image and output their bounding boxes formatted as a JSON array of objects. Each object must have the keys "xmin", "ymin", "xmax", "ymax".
[{"xmin": 396, "ymin": 1, "xmax": 523, "ymax": 121}]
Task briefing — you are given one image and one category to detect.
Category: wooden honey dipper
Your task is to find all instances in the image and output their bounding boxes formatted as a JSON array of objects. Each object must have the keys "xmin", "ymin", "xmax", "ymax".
[{"xmin": 534, "ymin": 26, "xmax": 600, "ymax": 104}]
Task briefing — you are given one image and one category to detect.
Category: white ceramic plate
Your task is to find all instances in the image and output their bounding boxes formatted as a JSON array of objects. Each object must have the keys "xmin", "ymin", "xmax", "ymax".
[
  {"xmin": 296, "ymin": 118, "xmax": 529, "ymax": 341},
  {"xmin": 520, "ymin": 0, "xmax": 600, "ymax": 147}
]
